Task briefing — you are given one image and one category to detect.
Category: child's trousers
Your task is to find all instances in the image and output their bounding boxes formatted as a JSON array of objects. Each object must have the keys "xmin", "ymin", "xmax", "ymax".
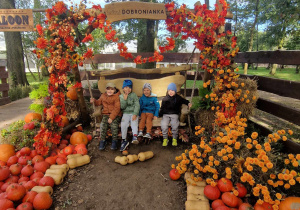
[
  {"xmin": 139, "ymin": 113, "xmax": 154, "ymax": 133},
  {"xmin": 161, "ymin": 114, "xmax": 179, "ymax": 140},
  {"xmin": 121, "ymin": 113, "xmax": 139, "ymax": 140},
  {"xmin": 100, "ymin": 115, "xmax": 121, "ymax": 141}
]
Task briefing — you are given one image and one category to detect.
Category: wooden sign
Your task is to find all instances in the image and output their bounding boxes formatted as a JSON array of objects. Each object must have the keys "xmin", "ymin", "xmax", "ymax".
[
  {"xmin": 104, "ymin": 2, "xmax": 166, "ymax": 22},
  {"xmin": 0, "ymin": 9, "xmax": 34, "ymax": 31}
]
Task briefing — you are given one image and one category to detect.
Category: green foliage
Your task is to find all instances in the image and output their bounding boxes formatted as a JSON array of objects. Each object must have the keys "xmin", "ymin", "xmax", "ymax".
[
  {"xmin": 0, "ymin": 120, "xmax": 40, "ymax": 149},
  {"xmin": 29, "ymin": 83, "xmax": 49, "ymax": 114},
  {"xmin": 8, "ymin": 85, "xmax": 32, "ymax": 101},
  {"xmin": 197, "ymin": 87, "xmax": 212, "ymax": 110}
]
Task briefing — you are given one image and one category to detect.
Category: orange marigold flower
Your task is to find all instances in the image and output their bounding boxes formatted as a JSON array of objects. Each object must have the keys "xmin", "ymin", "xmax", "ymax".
[
  {"xmin": 270, "ymin": 174, "xmax": 276, "ymax": 179},
  {"xmin": 282, "ymin": 136, "xmax": 287, "ymax": 141},
  {"xmin": 289, "ymin": 179, "xmax": 296, "ymax": 185},
  {"xmin": 251, "ymin": 132, "xmax": 258, "ymax": 139},
  {"xmin": 171, "ymin": 164, "xmax": 175, "ymax": 169},
  {"xmin": 288, "ymin": 130, "xmax": 293, "ymax": 135},
  {"xmin": 296, "ymin": 154, "xmax": 300, "ymax": 160},
  {"xmin": 222, "ymin": 156, "xmax": 228, "ymax": 161},
  {"xmin": 247, "ymin": 144, "xmax": 253, "ymax": 149},
  {"xmin": 54, "ymin": 1, "xmax": 67, "ymax": 14},
  {"xmin": 247, "ymin": 165, "xmax": 253, "ymax": 171},
  {"xmin": 213, "ymin": 174, "xmax": 218, "ymax": 179},
  {"xmin": 214, "ymin": 160, "xmax": 220, "ymax": 166},
  {"xmin": 233, "ymin": 190, "xmax": 239, "ymax": 196},
  {"xmin": 252, "ymin": 140, "xmax": 258, "ymax": 145},
  {"xmin": 36, "ymin": 37, "xmax": 48, "ymax": 49},
  {"xmin": 284, "ymin": 159, "xmax": 290, "ymax": 164},
  {"xmin": 292, "ymin": 161, "xmax": 299, "ymax": 167},
  {"xmin": 246, "ymin": 138, "xmax": 252, "ymax": 143},
  {"xmin": 284, "ymin": 183, "xmax": 290, "ymax": 189},
  {"xmin": 228, "ymin": 154, "xmax": 234, "ymax": 159},
  {"xmin": 256, "ymin": 144, "xmax": 262, "ymax": 150},
  {"xmin": 262, "ymin": 167, "xmax": 268, "ymax": 173}
]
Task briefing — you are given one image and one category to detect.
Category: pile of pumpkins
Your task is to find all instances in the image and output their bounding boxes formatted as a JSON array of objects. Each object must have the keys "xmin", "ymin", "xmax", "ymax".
[
  {"xmin": 0, "ymin": 128, "xmax": 92, "ymax": 209},
  {"xmin": 203, "ymin": 177, "xmax": 300, "ymax": 210}
]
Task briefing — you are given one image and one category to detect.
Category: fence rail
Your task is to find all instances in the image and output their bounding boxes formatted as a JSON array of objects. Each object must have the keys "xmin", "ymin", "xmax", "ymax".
[{"xmin": 0, "ymin": 59, "xmax": 10, "ymax": 106}]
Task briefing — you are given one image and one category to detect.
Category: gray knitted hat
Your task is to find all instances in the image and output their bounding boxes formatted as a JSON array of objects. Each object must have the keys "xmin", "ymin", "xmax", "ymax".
[{"xmin": 143, "ymin": 83, "xmax": 152, "ymax": 91}]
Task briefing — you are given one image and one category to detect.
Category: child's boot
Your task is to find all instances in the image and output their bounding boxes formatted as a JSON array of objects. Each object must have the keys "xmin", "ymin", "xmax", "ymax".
[
  {"xmin": 172, "ymin": 138, "xmax": 177, "ymax": 146},
  {"xmin": 99, "ymin": 140, "xmax": 107, "ymax": 150},
  {"xmin": 111, "ymin": 140, "xmax": 118, "ymax": 150},
  {"xmin": 162, "ymin": 139, "xmax": 168, "ymax": 146}
]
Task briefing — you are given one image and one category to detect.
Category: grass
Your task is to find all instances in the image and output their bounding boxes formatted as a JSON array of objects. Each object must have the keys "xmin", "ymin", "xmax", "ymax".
[
  {"xmin": 26, "ymin": 73, "xmax": 49, "ymax": 89},
  {"xmin": 237, "ymin": 66, "xmax": 300, "ymax": 82},
  {"xmin": 184, "ymin": 80, "xmax": 203, "ymax": 89}
]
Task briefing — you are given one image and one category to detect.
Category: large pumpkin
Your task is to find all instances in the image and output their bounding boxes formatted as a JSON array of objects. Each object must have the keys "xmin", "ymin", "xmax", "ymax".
[
  {"xmin": 24, "ymin": 113, "xmax": 42, "ymax": 123},
  {"xmin": 70, "ymin": 132, "xmax": 88, "ymax": 145},
  {"xmin": 279, "ymin": 197, "xmax": 300, "ymax": 210},
  {"xmin": 0, "ymin": 144, "xmax": 15, "ymax": 163},
  {"xmin": 67, "ymin": 86, "xmax": 78, "ymax": 100}
]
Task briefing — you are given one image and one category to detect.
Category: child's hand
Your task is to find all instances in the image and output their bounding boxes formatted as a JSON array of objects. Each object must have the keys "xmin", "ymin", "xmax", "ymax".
[
  {"xmin": 108, "ymin": 118, "xmax": 112, "ymax": 124},
  {"xmin": 188, "ymin": 103, "xmax": 192, "ymax": 108},
  {"xmin": 132, "ymin": 115, "xmax": 137, "ymax": 121},
  {"xmin": 90, "ymin": 98, "xmax": 95, "ymax": 103},
  {"xmin": 153, "ymin": 116, "xmax": 158, "ymax": 120}
]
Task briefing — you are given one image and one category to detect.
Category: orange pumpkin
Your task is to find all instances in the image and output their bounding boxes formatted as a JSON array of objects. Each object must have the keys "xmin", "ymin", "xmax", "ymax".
[
  {"xmin": 70, "ymin": 132, "xmax": 88, "ymax": 145},
  {"xmin": 24, "ymin": 113, "xmax": 42, "ymax": 123},
  {"xmin": 67, "ymin": 86, "xmax": 78, "ymax": 100},
  {"xmin": 61, "ymin": 115, "xmax": 69, "ymax": 127},
  {"xmin": 279, "ymin": 197, "xmax": 300, "ymax": 210},
  {"xmin": 0, "ymin": 144, "xmax": 16, "ymax": 162}
]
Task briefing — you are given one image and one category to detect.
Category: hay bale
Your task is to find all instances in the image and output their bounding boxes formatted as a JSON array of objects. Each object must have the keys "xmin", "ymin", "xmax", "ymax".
[
  {"xmin": 194, "ymin": 108, "xmax": 215, "ymax": 132},
  {"xmin": 236, "ymin": 77, "xmax": 258, "ymax": 119}
]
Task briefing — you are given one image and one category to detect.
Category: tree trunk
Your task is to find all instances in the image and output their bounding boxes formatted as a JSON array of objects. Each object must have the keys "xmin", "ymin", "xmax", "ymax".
[
  {"xmin": 137, "ymin": 19, "xmax": 155, "ymax": 69},
  {"xmin": 72, "ymin": 66, "xmax": 91, "ymax": 126},
  {"xmin": 296, "ymin": 65, "xmax": 299, "ymax": 74},
  {"xmin": 24, "ymin": 53, "xmax": 36, "ymax": 81},
  {"xmin": 1, "ymin": 0, "xmax": 29, "ymax": 87},
  {"xmin": 243, "ymin": 0, "xmax": 259, "ymax": 75},
  {"xmin": 270, "ymin": 64, "xmax": 277, "ymax": 75}
]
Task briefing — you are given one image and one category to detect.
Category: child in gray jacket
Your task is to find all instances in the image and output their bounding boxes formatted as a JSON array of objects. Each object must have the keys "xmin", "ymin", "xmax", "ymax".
[{"xmin": 119, "ymin": 79, "xmax": 140, "ymax": 151}]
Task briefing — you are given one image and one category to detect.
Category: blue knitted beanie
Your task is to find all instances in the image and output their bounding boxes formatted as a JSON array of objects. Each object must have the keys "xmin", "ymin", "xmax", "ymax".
[
  {"xmin": 167, "ymin": 83, "xmax": 177, "ymax": 92},
  {"xmin": 122, "ymin": 79, "xmax": 133, "ymax": 89}
]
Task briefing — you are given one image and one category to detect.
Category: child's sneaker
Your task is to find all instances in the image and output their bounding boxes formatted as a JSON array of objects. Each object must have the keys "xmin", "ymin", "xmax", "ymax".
[
  {"xmin": 99, "ymin": 140, "xmax": 107, "ymax": 150},
  {"xmin": 172, "ymin": 138, "xmax": 177, "ymax": 146},
  {"xmin": 132, "ymin": 135, "xmax": 139, "ymax": 144},
  {"xmin": 143, "ymin": 133, "xmax": 151, "ymax": 139},
  {"xmin": 138, "ymin": 131, "xmax": 143, "ymax": 137},
  {"xmin": 120, "ymin": 140, "xmax": 129, "ymax": 151},
  {"xmin": 111, "ymin": 140, "xmax": 118, "ymax": 150},
  {"xmin": 162, "ymin": 139, "xmax": 168, "ymax": 146}
]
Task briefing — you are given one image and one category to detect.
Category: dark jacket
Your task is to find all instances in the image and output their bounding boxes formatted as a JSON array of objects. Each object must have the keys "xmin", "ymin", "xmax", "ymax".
[{"xmin": 159, "ymin": 94, "xmax": 189, "ymax": 116}]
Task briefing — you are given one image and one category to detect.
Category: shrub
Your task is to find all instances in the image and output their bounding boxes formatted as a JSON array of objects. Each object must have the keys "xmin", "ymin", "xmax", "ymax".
[{"xmin": 8, "ymin": 85, "xmax": 32, "ymax": 101}]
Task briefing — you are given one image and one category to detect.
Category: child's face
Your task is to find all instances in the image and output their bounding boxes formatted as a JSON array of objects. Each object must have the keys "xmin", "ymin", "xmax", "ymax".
[
  {"xmin": 123, "ymin": 86, "xmax": 132, "ymax": 94},
  {"xmin": 143, "ymin": 88, "xmax": 151, "ymax": 97},
  {"xmin": 168, "ymin": 90, "xmax": 176, "ymax": 97},
  {"xmin": 106, "ymin": 87, "xmax": 115, "ymax": 96}
]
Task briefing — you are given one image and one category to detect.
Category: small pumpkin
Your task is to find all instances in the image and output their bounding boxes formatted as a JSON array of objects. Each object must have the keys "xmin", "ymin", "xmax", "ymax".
[
  {"xmin": 169, "ymin": 169, "xmax": 181, "ymax": 181},
  {"xmin": 0, "ymin": 144, "xmax": 15, "ymax": 163},
  {"xmin": 61, "ymin": 115, "xmax": 69, "ymax": 127},
  {"xmin": 6, "ymin": 183, "xmax": 26, "ymax": 201},
  {"xmin": 33, "ymin": 192, "xmax": 53, "ymax": 210},
  {"xmin": 217, "ymin": 178, "xmax": 233, "ymax": 192},
  {"xmin": 239, "ymin": 203, "xmax": 254, "ymax": 210},
  {"xmin": 16, "ymin": 202, "xmax": 33, "ymax": 210},
  {"xmin": 204, "ymin": 185, "xmax": 221, "ymax": 200},
  {"xmin": 222, "ymin": 192, "xmax": 239, "ymax": 207},
  {"xmin": 0, "ymin": 199, "xmax": 14, "ymax": 210},
  {"xmin": 22, "ymin": 191, "xmax": 38, "ymax": 203},
  {"xmin": 211, "ymin": 199, "xmax": 225, "ymax": 210},
  {"xmin": 66, "ymin": 86, "xmax": 78, "ymax": 100},
  {"xmin": 236, "ymin": 183, "xmax": 247, "ymax": 198},
  {"xmin": 0, "ymin": 166, "xmax": 10, "ymax": 181},
  {"xmin": 279, "ymin": 197, "xmax": 300, "ymax": 210},
  {"xmin": 70, "ymin": 132, "xmax": 88, "ymax": 145},
  {"xmin": 24, "ymin": 113, "xmax": 42, "ymax": 123}
]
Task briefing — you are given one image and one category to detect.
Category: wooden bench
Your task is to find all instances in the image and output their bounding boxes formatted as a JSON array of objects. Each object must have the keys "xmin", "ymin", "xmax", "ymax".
[{"xmin": 91, "ymin": 65, "xmax": 191, "ymax": 126}]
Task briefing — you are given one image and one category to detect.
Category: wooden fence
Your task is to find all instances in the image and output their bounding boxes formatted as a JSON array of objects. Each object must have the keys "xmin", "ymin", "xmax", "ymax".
[
  {"xmin": 82, "ymin": 51, "xmax": 300, "ymax": 125},
  {"xmin": 0, "ymin": 59, "xmax": 10, "ymax": 106}
]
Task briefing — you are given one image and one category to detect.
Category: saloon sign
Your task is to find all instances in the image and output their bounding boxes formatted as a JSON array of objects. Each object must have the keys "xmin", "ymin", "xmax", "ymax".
[
  {"xmin": 105, "ymin": 2, "xmax": 166, "ymax": 22},
  {"xmin": 0, "ymin": 9, "xmax": 34, "ymax": 31}
]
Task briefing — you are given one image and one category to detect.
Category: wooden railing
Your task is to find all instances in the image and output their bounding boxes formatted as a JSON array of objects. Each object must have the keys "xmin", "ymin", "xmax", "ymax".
[{"xmin": 0, "ymin": 59, "xmax": 10, "ymax": 106}]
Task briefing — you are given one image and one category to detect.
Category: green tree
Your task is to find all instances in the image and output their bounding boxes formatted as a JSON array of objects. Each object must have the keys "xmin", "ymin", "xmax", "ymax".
[{"xmin": 0, "ymin": 0, "xmax": 29, "ymax": 87}]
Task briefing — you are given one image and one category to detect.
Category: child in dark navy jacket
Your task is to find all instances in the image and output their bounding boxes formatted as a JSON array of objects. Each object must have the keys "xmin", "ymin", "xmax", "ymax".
[
  {"xmin": 159, "ymin": 83, "xmax": 192, "ymax": 146},
  {"xmin": 138, "ymin": 83, "xmax": 160, "ymax": 142}
]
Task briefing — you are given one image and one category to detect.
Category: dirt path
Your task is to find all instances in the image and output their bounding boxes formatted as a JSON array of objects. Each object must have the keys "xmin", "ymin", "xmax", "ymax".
[
  {"xmin": 0, "ymin": 97, "xmax": 32, "ymax": 131},
  {"xmin": 51, "ymin": 139, "xmax": 189, "ymax": 210}
]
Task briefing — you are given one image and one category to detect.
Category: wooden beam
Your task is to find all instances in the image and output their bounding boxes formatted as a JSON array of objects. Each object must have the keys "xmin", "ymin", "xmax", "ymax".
[
  {"xmin": 91, "ymin": 65, "xmax": 191, "ymax": 77},
  {"xmin": 256, "ymin": 98, "xmax": 300, "ymax": 126},
  {"xmin": 0, "ymin": 97, "xmax": 11, "ymax": 106},
  {"xmin": 0, "ymin": 84, "xmax": 9, "ymax": 92},
  {"xmin": 234, "ymin": 50, "xmax": 300, "ymax": 65}
]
